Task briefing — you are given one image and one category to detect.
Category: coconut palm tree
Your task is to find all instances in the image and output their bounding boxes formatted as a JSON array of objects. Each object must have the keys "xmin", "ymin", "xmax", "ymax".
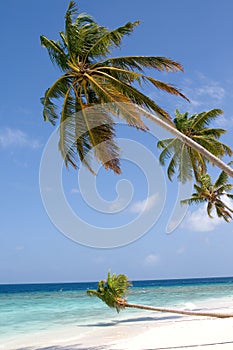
[
  {"xmin": 157, "ymin": 109, "xmax": 232, "ymax": 183},
  {"xmin": 40, "ymin": 1, "xmax": 188, "ymax": 174},
  {"xmin": 181, "ymin": 171, "xmax": 233, "ymax": 221},
  {"xmin": 87, "ymin": 271, "xmax": 233, "ymax": 318}
]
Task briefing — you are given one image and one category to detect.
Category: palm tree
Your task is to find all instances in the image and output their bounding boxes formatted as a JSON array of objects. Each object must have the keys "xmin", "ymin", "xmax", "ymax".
[
  {"xmin": 157, "ymin": 109, "xmax": 232, "ymax": 183},
  {"xmin": 181, "ymin": 171, "xmax": 233, "ymax": 222},
  {"xmin": 40, "ymin": 1, "xmax": 188, "ymax": 174},
  {"xmin": 87, "ymin": 271, "xmax": 233, "ymax": 318}
]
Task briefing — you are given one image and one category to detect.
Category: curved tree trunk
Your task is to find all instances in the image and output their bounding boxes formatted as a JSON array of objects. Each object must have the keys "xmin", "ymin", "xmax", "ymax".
[
  {"xmin": 137, "ymin": 106, "xmax": 233, "ymax": 178},
  {"xmin": 124, "ymin": 302, "xmax": 233, "ymax": 319}
]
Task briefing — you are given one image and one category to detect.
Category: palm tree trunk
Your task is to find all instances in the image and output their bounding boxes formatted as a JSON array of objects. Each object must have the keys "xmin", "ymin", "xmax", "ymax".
[
  {"xmin": 124, "ymin": 302, "xmax": 233, "ymax": 319},
  {"xmin": 137, "ymin": 106, "xmax": 233, "ymax": 178}
]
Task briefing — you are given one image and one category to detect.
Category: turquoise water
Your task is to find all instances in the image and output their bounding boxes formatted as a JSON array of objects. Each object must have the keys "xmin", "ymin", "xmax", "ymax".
[{"xmin": 1, "ymin": 277, "xmax": 233, "ymax": 347}]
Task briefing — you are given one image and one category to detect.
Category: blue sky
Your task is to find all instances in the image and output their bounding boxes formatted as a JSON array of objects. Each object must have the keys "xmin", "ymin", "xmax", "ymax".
[{"xmin": 1, "ymin": 0, "xmax": 233, "ymax": 283}]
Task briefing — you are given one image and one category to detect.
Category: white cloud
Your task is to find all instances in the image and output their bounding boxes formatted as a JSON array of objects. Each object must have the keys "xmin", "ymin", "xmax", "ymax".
[
  {"xmin": 177, "ymin": 73, "xmax": 226, "ymax": 115},
  {"xmin": 130, "ymin": 193, "xmax": 159, "ymax": 214},
  {"xmin": 0, "ymin": 128, "xmax": 40, "ymax": 149},
  {"xmin": 144, "ymin": 254, "xmax": 160, "ymax": 266},
  {"xmin": 196, "ymin": 85, "xmax": 225, "ymax": 101},
  {"xmin": 189, "ymin": 99, "xmax": 203, "ymax": 107},
  {"xmin": 109, "ymin": 198, "xmax": 129, "ymax": 212},
  {"xmin": 182, "ymin": 204, "xmax": 223, "ymax": 232},
  {"xmin": 214, "ymin": 115, "xmax": 233, "ymax": 128}
]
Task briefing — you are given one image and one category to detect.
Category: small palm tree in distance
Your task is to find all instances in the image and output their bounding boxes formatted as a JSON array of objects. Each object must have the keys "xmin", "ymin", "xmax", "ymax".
[
  {"xmin": 87, "ymin": 271, "xmax": 233, "ymax": 318},
  {"xmin": 181, "ymin": 170, "xmax": 233, "ymax": 222},
  {"xmin": 87, "ymin": 271, "xmax": 131, "ymax": 313},
  {"xmin": 157, "ymin": 109, "xmax": 232, "ymax": 183}
]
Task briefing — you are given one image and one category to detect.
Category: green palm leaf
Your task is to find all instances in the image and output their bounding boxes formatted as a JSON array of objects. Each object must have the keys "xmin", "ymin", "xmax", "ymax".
[
  {"xmin": 40, "ymin": 36, "xmax": 68, "ymax": 71},
  {"xmin": 197, "ymin": 128, "xmax": 226, "ymax": 138},
  {"xmin": 158, "ymin": 138, "xmax": 177, "ymax": 165},
  {"xmin": 180, "ymin": 196, "xmax": 206, "ymax": 205},
  {"xmin": 214, "ymin": 171, "xmax": 229, "ymax": 189},
  {"xmin": 191, "ymin": 109, "xmax": 223, "ymax": 129},
  {"xmin": 146, "ymin": 77, "xmax": 188, "ymax": 101},
  {"xmin": 207, "ymin": 202, "xmax": 214, "ymax": 218},
  {"xmin": 179, "ymin": 143, "xmax": 192, "ymax": 183},
  {"xmin": 84, "ymin": 21, "xmax": 140, "ymax": 61},
  {"xmin": 101, "ymin": 56, "xmax": 184, "ymax": 72}
]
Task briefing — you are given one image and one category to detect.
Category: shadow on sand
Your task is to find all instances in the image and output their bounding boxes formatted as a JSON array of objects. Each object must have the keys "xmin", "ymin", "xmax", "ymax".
[
  {"xmin": 79, "ymin": 314, "xmax": 182, "ymax": 327},
  {"xmin": 13, "ymin": 345, "xmax": 109, "ymax": 350},
  {"xmin": 13, "ymin": 340, "xmax": 233, "ymax": 350}
]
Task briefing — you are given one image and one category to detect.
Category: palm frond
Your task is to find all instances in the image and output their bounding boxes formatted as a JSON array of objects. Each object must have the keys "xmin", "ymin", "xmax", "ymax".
[
  {"xmin": 40, "ymin": 36, "xmax": 68, "ymax": 71},
  {"xmin": 41, "ymin": 75, "xmax": 71, "ymax": 124},
  {"xmin": 200, "ymin": 174, "xmax": 212, "ymax": 188},
  {"xmin": 92, "ymin": 70, "xmax": 172, "ymax": 120},
  {"xmin": 100, "ymin": 56, "xmax": 184, "ymax": 73},
  {"xmin": 65, "ymin": 2, "xmax": 98, "ymax": 59},
  {"xmin": 191, "ymin": 109, "xmax": 223, "ymax": 129},
  {"xmin": 86, "ymin": 74, "xmax": 150, "ymax": 129},
  {"xmin": 207, "ymin": 202, "xmax": 214, "ymax": 218},
  {"xmin": 59, "ymin": 88, "xmax": 77, "ymax": 168},
  {"xmin": 215, "ymin": 184, "xmax": 233, "ymax": 193},
  {"xmin": 180, "ymin": 196, "xmax": 206, "ymax": 205},
  {"xmin": 221, "ymin": 142, "xmax": 233, "ymax": 156},
  {"xmin": 193, "ymin": 136, "xmax": 226, "ymax": 157},
  {"xmin": 95, "ymin": 65, "xmax": 144, "ymax": 85},
  {"xmin": 146, "ymin": 77, "xmax": 189, "ymax": 101},
  {"xmin": 157, "ymin": 138, "xmax": 177, "ymax": 165},
  {"xmin": 188, "ymin": 149, "xmax": 204, "ymax": 181},
  {"xmin": 84, "ymin": 21, "xmax": 140, "ymax": 61},
  {"xmin": 215, "ymin": 204, "xmax": 232, "ymax": 222},
  {"xmin": 214, "ymin": 171, "xmax": 229, "ymax": 189},
  {"xmin": 167, "ymin": 152, "xmax": 179, "ymax": 181},
  {"xmin": 62, "ymin": 98, "xmax": 122, "ymax": 173},
  {"xmin": 193, "ymin": 183, "xmax": 207, "ymax": 194},
  {"xmin": 157, "ymin": 138, "xmax": 175, "ymax": 148},
  {"xmin": 74, "ymin": 12, "xmax": 96, "ymax": 27},
  {"xmin": 76, "ymin": 23, "xmax": 107, "ymax": 58},
  {"xmin": 197, "ymin": 128, "xmax": 226, "ymax": 139},
  {"xmin": 80, "ymin": 107, "xmax": 121, "ymax": 174},
  {"xmin": 179, "ymin": 143, "xmax": 192, "ymax": 183},
  {"xmin": 65, "ymin": 1, "xmax": 78, "ymax": 57}
]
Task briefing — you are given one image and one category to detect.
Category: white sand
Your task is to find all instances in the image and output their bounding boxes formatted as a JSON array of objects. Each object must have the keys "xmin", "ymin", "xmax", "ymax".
[
  {"xmin": 110, "ymin": 317, "xmax": 233, "ymax": 350},
  {"xmin": 4, "ymin": 316, "xmax": 233, "ymax": 350}
]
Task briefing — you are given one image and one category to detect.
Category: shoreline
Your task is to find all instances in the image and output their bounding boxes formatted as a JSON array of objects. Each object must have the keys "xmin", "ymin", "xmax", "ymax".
[
  {"xmin": 2, "ymin": 291, "xmax": 233, "ymax": 350},
  {"xmin": 3, "ymin": 307, "xmax": 233, "ymax": 350}
]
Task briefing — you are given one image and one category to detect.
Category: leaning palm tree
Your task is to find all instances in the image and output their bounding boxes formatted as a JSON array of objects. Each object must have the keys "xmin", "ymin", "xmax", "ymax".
[
  {"xmin": 87, "ymin": 271, "xmax": 233, "ymax": 318},
  {"xmin": 157, "ymin": 109, "xmax": 232, "ymax": 183},
  {"xmin": 181, "ymin": 171, "xmax": 233, "ymax": 222},
  {"xmin": 40, "ymin": 1, "xmax": 188, "ymax": 174}
]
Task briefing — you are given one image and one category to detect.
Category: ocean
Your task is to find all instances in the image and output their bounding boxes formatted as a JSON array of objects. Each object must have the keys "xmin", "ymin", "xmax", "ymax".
[{"xmin": 1, "ymin": 277, "xmax": 233, "ymax": 349}]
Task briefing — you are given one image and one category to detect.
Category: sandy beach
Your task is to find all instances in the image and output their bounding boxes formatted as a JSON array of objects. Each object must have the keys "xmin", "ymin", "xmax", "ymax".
[
  {"xmin": 110, "ymin": 317, "xmax": 233, "ymax": 350},
  {"xmin": 4, "ymin": 314, "xmax": 233, "ymax": 350}
]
